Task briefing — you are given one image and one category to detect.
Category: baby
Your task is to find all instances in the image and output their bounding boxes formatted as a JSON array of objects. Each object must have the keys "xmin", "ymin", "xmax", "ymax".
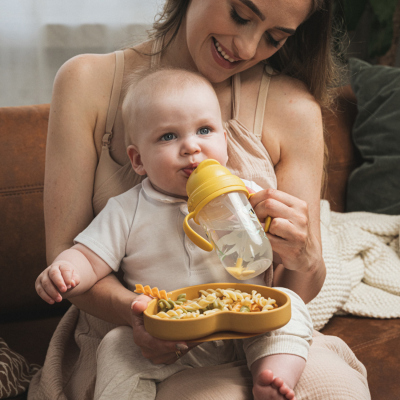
[{"xmin": 36, "ymin": 68, "xmax": 312, "ymax": 400}]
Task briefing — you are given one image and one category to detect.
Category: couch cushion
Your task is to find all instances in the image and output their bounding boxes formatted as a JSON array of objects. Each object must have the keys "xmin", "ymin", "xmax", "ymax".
[
  {"xmin": 346, "ymin": 58, "xmax": 400, "ymax": 214},
  {"xmin": 321, "ymin": 315, "xmax": 400, "ymax": 400},
  {"xmin": 0, "ymin": 104, "xmax": 68, "ymax": 320}
]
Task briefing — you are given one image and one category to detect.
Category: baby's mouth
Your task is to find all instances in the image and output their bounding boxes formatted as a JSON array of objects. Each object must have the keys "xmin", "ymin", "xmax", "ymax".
[{"xmin": 182, "ymin": 165, "xmax": 198, "ymax": 177}]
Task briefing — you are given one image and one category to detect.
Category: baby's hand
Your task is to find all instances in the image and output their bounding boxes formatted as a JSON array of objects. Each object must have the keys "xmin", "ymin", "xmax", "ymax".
[{"xmin": 35, "ymin": 262, "xmax": 80, "ymax": 304}]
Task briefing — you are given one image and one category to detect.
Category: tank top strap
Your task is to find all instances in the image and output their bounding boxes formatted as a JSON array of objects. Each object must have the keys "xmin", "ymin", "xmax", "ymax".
[
  {"xmin": 253, "ymin": 65, "xmax": 273, "ymax": 140},
  {"xmin": 102, "ymin": 50, "xmax": 125, "ymax": 148},
  {"xmin": 231, "ymin": 73, "xmax": 241, "ymax": 120},
  {"xmin": 150, "ymin": 36, "xmax": 164, "ymax": 68}
]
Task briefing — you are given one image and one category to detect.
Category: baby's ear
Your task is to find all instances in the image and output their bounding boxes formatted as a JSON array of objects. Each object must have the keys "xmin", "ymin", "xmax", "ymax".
[{"xmin": 127, "ymin": 145, "xmax": 146, "ymax": 175}]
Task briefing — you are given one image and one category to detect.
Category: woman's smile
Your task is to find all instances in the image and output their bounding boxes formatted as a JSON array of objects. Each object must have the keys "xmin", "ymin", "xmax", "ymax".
[
  {"xmin": 210, "ymin": 37, "xmax": 240, "ymax": 70},
  {"xmin": 213, "ymin": 37, "xmax": 239, "ymax": 63}
]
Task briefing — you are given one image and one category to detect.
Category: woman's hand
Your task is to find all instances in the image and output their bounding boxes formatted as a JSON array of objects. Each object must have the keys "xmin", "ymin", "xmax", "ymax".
[
  {"xmin": 130, "ymin": 295, "xmax": 198, "ymax": 364},
  {"xmin": 250, "ymin": 187, "xmax": 325, "ymax": 303},
  {"xmin": 250, "ymin": 188, "xmax": 320, "ymax": 274}
]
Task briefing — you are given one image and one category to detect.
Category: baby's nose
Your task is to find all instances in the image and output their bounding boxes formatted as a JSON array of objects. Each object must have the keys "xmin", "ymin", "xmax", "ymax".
[{"xmin": 181, "ymin": 138, "xmax": 201, "ymax": 154}]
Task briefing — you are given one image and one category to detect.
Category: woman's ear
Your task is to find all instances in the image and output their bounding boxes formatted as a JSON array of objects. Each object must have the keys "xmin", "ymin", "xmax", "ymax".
[{"xmin": 127, "ymin": 145, "xmax": 146, "ymax": 175}]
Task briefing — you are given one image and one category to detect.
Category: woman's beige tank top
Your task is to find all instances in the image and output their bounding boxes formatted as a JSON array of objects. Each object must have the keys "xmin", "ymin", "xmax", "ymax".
[{"xmin": 92, "ymin": 38, "xmax": 277, "ymax": 216}]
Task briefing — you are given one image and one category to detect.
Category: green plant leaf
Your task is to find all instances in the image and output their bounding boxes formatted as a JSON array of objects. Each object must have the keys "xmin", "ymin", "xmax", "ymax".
[
  {"xmin": 369, "ymin": 0, "xmax": 397, "ymax": 24},
  {"xmin": 344, "ymin": 0, "xmax": 368, "ymax": 30},
  {"xmin": 368, "ymin": 15, "xmax": 394, "ymax": 57}
]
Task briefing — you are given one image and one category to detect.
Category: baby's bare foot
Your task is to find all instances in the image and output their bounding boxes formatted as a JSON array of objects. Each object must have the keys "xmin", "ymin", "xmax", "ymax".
[{"xmin": 253, "ymin": 369, "xmax": 296, "ymax": 400}]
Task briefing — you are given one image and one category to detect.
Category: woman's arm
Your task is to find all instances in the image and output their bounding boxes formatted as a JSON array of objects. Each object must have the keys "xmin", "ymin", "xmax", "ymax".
[
  {"xmin": 255, "ymin": 74, "xmax": 326, "ymax": 303},
  {"xmin": 44, "ymin": 52, "xmax": 136, "ymax": 325}
]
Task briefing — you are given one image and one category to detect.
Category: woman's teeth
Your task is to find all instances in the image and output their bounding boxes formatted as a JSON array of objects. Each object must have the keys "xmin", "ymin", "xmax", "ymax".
[{"xmin": 215, "ymin": 40, "xmax": 236, "ymax": 63}]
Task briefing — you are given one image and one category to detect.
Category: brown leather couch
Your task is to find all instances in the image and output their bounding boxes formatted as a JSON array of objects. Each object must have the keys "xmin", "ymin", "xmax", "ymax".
[{"xmin": 0, "ymin": 88, "xmax": 399, "ymax": 399}]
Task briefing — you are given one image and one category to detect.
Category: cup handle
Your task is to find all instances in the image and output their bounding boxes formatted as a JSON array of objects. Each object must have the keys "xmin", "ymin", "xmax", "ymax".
[
  {"xmin": 183, "ymin": 212, "xmax": 214, "ymax": 252},
  {"xmin": 247, "ymin": 192, "xmax": 272, "ymax": 233}
]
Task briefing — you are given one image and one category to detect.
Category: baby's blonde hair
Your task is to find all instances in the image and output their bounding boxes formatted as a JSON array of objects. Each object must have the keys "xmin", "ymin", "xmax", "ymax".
[{"xmin": 122, "ymin": 67, "xmax": 218, "ymax": 147}]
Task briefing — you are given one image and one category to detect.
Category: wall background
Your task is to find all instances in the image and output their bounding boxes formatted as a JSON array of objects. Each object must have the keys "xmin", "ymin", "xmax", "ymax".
[{"xmin": 0, "ymin": 0, "xmax": 163, "ymax": 107}]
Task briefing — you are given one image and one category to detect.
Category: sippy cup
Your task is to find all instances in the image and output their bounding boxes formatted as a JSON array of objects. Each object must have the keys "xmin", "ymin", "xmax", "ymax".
[{"xmin": 183, "ymin": 159, "xmax": 273, "ymax": 280}]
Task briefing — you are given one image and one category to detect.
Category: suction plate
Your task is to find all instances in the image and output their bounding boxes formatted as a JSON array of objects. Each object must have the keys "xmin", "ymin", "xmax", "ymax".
[{"xmin": 144, "ymin": 283, "xmax": 291, "ymax": 341}]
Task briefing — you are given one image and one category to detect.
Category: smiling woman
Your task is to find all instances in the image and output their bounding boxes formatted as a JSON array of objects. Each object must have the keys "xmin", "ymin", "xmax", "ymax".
[{"xmin": 28, "ymin": 0, "xmax": 370, "ymax": 399}]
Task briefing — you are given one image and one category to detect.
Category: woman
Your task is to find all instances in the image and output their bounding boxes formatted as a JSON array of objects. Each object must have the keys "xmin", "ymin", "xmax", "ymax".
[{"xmin": 31, "ymin": 0, "xmax": 370, "ymax": 399}]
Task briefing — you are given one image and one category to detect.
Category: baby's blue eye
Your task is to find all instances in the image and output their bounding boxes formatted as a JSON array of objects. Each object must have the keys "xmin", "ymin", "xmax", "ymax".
[
  {"xmin": 160, "ymin": 133, "xmax": 176, "ymax": 141},
  {"xmin": 198, "ymin": 127, "xmax": 211, "ymax": 135}
]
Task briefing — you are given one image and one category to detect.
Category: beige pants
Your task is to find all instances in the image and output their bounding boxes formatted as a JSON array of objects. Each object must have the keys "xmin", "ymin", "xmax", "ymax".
[{"xmin": 28, "ymin": 306, "xmax": 370, "ymax": 400}]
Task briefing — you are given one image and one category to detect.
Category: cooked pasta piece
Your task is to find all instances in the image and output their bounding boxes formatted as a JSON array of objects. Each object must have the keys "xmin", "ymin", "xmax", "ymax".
[{"xmin": 135, "ymin": 284, "xmax": 171, "ymax": 300}]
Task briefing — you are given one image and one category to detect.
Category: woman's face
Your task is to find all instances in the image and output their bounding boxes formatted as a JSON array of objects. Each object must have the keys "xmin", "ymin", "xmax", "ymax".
[{"xmin": 184, "ymin": 0, "xmax": 312, "ymax": 83}]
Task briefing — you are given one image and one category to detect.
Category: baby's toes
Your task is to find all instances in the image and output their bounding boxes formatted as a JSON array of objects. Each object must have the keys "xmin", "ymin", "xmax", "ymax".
[
  {"xmin": 256, "ymin": 369, "xmax": 274, "ymax": 387},
  {"xmin": 279, "ymin": 384, "xmax": 295, "ymax": 400}
]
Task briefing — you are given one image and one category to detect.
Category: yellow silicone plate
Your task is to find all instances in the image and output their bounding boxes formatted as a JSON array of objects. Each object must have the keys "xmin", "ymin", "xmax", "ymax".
[{"xmin": 144, "ymin": 283, "xmax": 291, "ymax": 341}]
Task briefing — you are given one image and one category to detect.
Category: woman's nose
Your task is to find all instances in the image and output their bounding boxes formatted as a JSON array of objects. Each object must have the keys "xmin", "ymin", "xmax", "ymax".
[{"xmin": 233, "ymin": 32, "xmax": 261, "ymax": 60}]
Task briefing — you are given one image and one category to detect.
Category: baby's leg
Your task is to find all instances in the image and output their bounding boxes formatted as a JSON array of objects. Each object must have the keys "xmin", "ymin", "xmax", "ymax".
[
  {"xmin": 242, "ymin": 288, "xmax": 313, "ymax": 400},
  {"xmin": 251, "ymin": 353, "xmax": 305, "ymax": 400}
]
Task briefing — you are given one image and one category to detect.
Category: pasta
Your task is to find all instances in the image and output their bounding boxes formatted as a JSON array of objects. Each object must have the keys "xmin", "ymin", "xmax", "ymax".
[
  {"xmin": 149, "ymin": 286, "xmax": 279, "ymax": 320},
  {"xmin": 135, "ymin": 284, "xmax": 171, "ymax": 300}
]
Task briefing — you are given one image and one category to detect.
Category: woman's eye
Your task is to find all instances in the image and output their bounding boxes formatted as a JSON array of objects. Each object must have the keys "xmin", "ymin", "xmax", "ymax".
[
  {"xmin": 230, "ymin": 7, "xmax": 249, "ymax": 26},
  {"xmin": 160, "ymin": 133, "xmax": 176, "ymax": 141},
  {"xmin": 266, "ymin": 33, "xmax": 281, "ymax": 49},
  {"xmin": 198, "ymin": 127, "xmax": 211, "ymax": 135}
]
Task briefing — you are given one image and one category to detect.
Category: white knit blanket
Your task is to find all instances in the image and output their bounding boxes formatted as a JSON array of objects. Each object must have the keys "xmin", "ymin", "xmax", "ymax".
[{"xmin": 307, "ymin": 200, "xmax": 400, "ymax": 330}]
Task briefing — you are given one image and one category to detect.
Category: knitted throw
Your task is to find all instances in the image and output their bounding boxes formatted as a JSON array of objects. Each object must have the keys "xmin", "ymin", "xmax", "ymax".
[{"xmin": 308, "ymin": 200, "xmax": 400, "ymax": 330}]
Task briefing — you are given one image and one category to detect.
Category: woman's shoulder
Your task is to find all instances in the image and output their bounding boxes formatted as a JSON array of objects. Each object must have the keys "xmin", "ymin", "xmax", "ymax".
[
  {"xmin": 53, "ymin": 41, "xmax": 153, "ymax": 103},
  {"xmin": 57, "ymin": 52, "xmax": 117, "ymax": 86},
  {"xmin": 52, "ymin": 52, "xmax": 117, "ymax": 114},
  {"xmin": 267, "ymin": 71, "xmax": 322, "ymax": 135},
  {"xmin": 270, "ymin": 71, "xmax": 319, "ymax": 110},
  {"xmin": 261, "ymin": 69, "xmax": 323, "ymax": 165}
]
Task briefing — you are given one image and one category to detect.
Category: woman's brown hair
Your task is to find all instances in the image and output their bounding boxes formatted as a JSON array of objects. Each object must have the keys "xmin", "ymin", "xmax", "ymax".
[{"xmin": 147, "ymin": 0, "xmax": 340, "ymax": 110}]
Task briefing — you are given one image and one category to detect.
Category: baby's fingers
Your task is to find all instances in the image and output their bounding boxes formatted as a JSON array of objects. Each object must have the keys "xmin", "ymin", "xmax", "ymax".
[
  {"xmin": 59, "ymin": 264, "xmax": 77, "ymax": 290},
  {"xmin": 35, "ymin": 279, "xmax": 59, "ymax": 304},
  {"xmin": 71, "ymin": 269, "xmax": 81, "ymax": 288},
  {"xmin": 35, "ymin": 267, "xmax": 63, "ymax": 304},
  {"xmin": 48, "ymin": 264, "xmax": 71, "ymax": 293}
]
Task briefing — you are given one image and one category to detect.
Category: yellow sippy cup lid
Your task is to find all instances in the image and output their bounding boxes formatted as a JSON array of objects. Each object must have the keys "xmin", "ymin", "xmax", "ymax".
[{"xmin": 186, "ymin": 159, "xmax": 249, "ymax": 220}]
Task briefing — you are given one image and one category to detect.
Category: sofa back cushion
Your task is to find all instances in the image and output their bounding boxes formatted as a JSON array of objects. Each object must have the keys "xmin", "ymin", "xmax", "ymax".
[
  {"xmin": 0, "ymin": 104, "xmax": 68, "ymax": 320},
  {"xmin": 346, "ymin": 58, "xmax": 400, "ymax": 214}
]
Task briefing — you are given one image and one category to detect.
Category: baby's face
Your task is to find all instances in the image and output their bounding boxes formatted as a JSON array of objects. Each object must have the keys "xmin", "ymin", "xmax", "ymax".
[{"xmin": 128, "ymin": 82, "xmax": 228, "ymax": 198}]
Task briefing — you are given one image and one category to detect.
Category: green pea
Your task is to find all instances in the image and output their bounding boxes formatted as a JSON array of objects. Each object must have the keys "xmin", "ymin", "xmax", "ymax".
[{"xmin": 240, "ymin": 306, "xmax": 251, "ymax": 313}]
